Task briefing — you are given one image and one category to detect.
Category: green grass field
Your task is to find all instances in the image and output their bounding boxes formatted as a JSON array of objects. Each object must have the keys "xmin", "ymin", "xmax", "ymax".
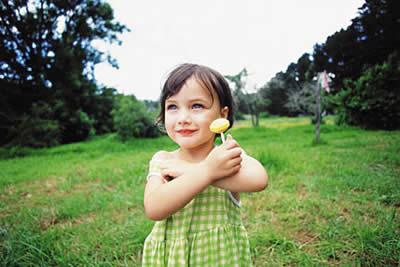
[{"xmin": 1, "ymin": 116, "xmax": 399, "ymax": 266}]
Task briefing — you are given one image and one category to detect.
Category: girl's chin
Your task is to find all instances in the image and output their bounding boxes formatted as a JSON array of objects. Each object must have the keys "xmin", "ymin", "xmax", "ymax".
[
  {"xmin": 174, "ymin": 138, "xmax": 214, "ymax": 150},
  {"xmin": 175, "ymin": 141, "xmax": 200, "ymax": 149}
]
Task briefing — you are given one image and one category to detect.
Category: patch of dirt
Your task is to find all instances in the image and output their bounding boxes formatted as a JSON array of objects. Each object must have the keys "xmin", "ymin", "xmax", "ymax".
[
  {"xmin": 39, "ymin": 208, "xmax": 58, "ymax": 230},
  {"xmin": 22, "ymin": 176, "xmax": 65, "ymax": 197},
  {"xmin": 70, "ymin": 212, "xmax": 96, "ymax": 226},
  {"xmin": 296, "ymin": 183, "xmax": 308, "ymax": 200},
  {"xmin": 40, "ymin": 211, "xmax": 97, "ymax": 231},
  {"xmin": 20, "ymin": 191, "xmax": 32, "ymax": 198},
  {"xmin": 72, "ymin": 179, "xmax": 101, "ymax": 191},
  {"xmin": 293, "ymin": 230, "xmax": 320, "ymax": 250},
  {"xmin": 3, "ymin": 185, "xmax": 16, "ymax": 195}
]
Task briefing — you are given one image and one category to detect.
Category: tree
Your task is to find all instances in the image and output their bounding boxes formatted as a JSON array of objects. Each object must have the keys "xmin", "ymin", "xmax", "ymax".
[
  {"xmin": 0, "ymin": 0, "xmax": 127, "ymax": 146},
  {"xmin": 313, "ymin": 27, "xmax": 361, "ymax": 91},
  {"xmin": 311, "ymin": 0, "xmax": 400, "ymax": 129},
  {"xmin": 285, "ymin": 81, "xmax": 317, "ymax": 116},
  {"xmin": 225, "ymin": 69, "xmax": 268, "ymax": 126},
  {"xmin": 313, "ymin": 0, "xmax": 400, "ymax": 91},
  {"xmin": 296, "ymin": 53, "xmax": 314, "ymax": 83},
  {"xmin": 258, "ymin": 73, "xmax": 290, "ymax": 116},
  {"xmin": 225, "ymin": 68, "xmax": 250, "ymax": 118},
  {"xmin": 258, "ymin": 52, "xmax": 317, "ymax": 117}
]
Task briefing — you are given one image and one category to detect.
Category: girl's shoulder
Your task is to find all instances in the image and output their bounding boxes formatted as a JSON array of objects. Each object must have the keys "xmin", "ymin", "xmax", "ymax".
[
  {"xmin": 147, "ymin": 150, "xmax": 176, "ymax": 183},
  {"xmin": 151, "ymin": 150, "xmax": 177, "ymax": 161}
]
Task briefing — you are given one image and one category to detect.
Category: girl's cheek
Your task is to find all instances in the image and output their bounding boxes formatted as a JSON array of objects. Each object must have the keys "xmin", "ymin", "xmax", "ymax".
[
  {"xmin": 165, "ymin": 112, "xmax": 176, "ymax": 122},
  {"xmin": 194, "ymin": 112, "xmax": 215, "ymax": 122}
]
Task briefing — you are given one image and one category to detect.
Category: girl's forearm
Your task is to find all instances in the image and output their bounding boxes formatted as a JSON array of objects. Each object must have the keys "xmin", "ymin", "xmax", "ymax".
[
  {"xmin": 212, "ymin": 155, "xmax": 268, "ymax": 192},
  {"xmin": 144, "ymin": 165, "xmax": 212, "ymax": 221}
]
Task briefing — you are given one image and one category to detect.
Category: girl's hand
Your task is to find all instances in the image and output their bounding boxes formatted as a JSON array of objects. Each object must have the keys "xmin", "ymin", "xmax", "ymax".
[
  {"xmin": 159, "ymin": 159, "xmax": 194, "ymax": 181},
  {"xmin": 202, "ymin": 134, "xmax": 243, "ymax": 182}
]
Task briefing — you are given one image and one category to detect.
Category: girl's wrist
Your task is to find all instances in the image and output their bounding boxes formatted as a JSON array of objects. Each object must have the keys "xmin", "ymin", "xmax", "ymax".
[{"xmin": 198, "ymin": 161, "xmax": 214, "ymax": 183}]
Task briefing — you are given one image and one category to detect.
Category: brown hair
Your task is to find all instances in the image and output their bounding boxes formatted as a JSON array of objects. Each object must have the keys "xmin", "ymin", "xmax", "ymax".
[{"xmin": 156, "ymin": 63, "xmax": 235, "ymax": 130}]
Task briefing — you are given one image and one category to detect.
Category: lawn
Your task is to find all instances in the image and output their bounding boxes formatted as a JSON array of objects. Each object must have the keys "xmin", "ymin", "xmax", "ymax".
[{"xmin": 1, "ymin": 116, "xmax": 399, "ymax": 266}]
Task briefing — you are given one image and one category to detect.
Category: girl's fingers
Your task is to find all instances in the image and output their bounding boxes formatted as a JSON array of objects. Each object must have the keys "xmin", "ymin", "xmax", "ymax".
[
  {"xmin": 232, "ymin": 164, "xmax": 241, "ymax": 173},
  {"xmin": 227, "ymin": 147, "xmax": 242, "ymax": 159},
  {"xmin": 161, "ymin": 169, "xmax": 169, "ymax": 177},
  {"xmin": 229, "ymin": 157, "xmax": 242, "ymax": 167},
  {"xmin": 224, "ymin": 138, "xmax": 239, "ymax": 150}
]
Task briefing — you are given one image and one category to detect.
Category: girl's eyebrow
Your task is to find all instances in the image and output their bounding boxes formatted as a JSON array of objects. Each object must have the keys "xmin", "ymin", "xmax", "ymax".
[
  {"xmin": 165, "ymin": 98, "xmax": 177, "ymax": 103},
  {"xmin": 166, "ymin": 97, "xmax": 210, "ymax": 103},
  {"xmin": 188, "ymin": 97, "xmax": 209, "ymax": 103}
]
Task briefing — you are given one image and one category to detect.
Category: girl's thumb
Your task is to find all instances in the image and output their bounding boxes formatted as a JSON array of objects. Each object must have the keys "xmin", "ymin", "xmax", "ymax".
[{"xmin": 227, "ymin": 134, "xmax": 233, "ymax": 140}]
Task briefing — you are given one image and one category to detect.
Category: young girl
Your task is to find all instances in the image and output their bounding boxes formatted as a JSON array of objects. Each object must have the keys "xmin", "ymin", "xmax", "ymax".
[{"xmin": 142, "ymin": 63, "xmax": 268, "ymax": 266}]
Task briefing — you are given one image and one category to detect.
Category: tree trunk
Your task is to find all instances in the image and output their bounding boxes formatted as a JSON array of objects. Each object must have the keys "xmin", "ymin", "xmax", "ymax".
[{"xmin": 315, "ymin": 79, "xmax": 321, "ymax": 143}]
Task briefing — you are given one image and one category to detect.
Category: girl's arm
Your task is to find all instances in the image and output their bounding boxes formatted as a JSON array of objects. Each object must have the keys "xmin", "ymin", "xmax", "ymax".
[
  {"xmin": 212, "ymin": 153, "xmax": 268, "ymax": 192},
  {"xmin": 212, "ymin": 135, "xmax": 268, "ymax": 192},
  {"xmin": 144, "ymin": 142, "xmax": 242, "ymax": 221},
  {"xmin": 144, "ymin": 158, "xmax": 211, "ymax": 221}
]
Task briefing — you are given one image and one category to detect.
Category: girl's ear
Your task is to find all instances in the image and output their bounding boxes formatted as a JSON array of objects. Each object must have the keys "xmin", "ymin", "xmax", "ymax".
[{"xmin": 220, "ymin": 106, "xmax": 229, "ymax": 119}]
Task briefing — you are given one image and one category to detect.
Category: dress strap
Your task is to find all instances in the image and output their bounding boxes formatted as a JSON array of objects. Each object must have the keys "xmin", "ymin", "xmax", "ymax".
[
  {"xmin": 146, "ymin": 159, "xmax": 168, "ymax": 183},
  {"xmin": 227, "ymin": 191, "xmax": 241, "ymax": 207}
]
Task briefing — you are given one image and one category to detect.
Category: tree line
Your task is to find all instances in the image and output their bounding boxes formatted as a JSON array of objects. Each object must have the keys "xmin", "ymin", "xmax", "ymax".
[
  {"xmin": 230, "ymin": 0, "xmax": 399, "ymax": 129},
  {"xmin": 0, "ymin": 0, "xmax": 158, "ymax": 149},
  {"xmin": 1, "ymin": 0, "xmax": 399, "ymax": 150}
]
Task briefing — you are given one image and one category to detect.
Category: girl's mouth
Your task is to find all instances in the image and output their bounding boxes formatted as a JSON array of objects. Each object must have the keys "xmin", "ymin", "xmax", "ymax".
[{"xmin": 177, "ymin": 129, "xmax": 197, "ymax": 136}]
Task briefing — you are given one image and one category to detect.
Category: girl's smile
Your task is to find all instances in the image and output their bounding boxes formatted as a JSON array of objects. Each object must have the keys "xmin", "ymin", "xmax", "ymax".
[{"xmin": 176, "ymin": 129, "xmax": 198, "ymax": 136}]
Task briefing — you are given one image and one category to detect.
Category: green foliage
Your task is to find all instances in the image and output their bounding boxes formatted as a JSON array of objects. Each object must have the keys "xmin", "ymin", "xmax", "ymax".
[
  {"xmin": 67, "ymin": 110, "xmax": 95, "ymax": 142},
  {"xmin": 225, "ymin": 68, "xmax": 251, "ymax": 115},
  {"xmin": 234, "ymin": 111, "xmax": 246, "ymax": 121},
  {"xmin": 259, "ymin": 112, "xmax": 269, "ymax": 119},
  {"xmin": 334, "ymin": 52, "xmax": 400, "ymax": 130},
  {"xmin": 8, "ymin": 102, "xmax": 60, "ymax": 148},
  {"xmin": 225, "ymin": 69, "xmax": 269, "ymax": 127},
  {"xmin": 0, "ymin": 0, "xmax": 127, "ymax": 147},
  {"xmin": 285, "ymin": 81, "xmax": 317, "ymax": 116},
  {"xmin": 259, "ymin": 75, "xmax": 290, "ymax": 116},
  {"xmin": 313, "ymin": 0, "xmax": 400, "ymax": 90},
  {"xmin": 91, "ymin": 87, "xmax": 118, "ymax": 135},
  {"xmin": 112, "ymin": 95, "xmax": 160, "ymax": 140},
  {"xmin": 259, "ymin": 53, "xmax": 316, "ymax": 117}
]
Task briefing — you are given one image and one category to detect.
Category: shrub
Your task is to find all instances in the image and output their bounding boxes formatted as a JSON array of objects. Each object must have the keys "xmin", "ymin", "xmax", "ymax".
[
  {"xmin": 112, "ymin": 95, "xmax": 160, "ymax": 140},
  {"xmin": 234, "ymin": 111, "xmax": 246, "ymax": 120},
  {"xmin": 7, "ymin": 102, "xmax": 60, "ymax": 148},
  {"xmin": 59, "ymin": 110, "xmax": 95, "ymax": 143},
  {"xmin": 334, "ymin": 52, "xmax": 400, "ymax": 130}
]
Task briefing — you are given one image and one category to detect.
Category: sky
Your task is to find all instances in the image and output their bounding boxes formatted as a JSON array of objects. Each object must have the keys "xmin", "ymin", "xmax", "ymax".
[{"xmin": 94, "ymin": 0, "xmax": 364, "ymax": 101}]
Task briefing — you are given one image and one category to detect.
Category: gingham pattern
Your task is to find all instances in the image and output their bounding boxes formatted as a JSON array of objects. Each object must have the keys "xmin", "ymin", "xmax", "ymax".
[{"xmin": 142, "ymin": 160, "xmax": 252, "ymax": 266}]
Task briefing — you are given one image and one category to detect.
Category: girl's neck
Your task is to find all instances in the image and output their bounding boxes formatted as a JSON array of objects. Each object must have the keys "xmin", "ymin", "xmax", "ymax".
[{"xmin": 177, "ymin": 141, "xmax": 215, "ymax": 163}]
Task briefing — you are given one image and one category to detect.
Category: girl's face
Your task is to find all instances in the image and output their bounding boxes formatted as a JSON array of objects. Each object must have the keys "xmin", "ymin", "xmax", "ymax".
[{"xmin": 164, "ymin": 77, "xmax": 228, "ymax": 150}]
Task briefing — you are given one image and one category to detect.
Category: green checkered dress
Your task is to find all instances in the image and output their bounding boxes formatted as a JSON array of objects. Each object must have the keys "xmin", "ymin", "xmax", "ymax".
[{"xmin": 142, "ymin": 160, "xmax": 253, "ymax": 266}]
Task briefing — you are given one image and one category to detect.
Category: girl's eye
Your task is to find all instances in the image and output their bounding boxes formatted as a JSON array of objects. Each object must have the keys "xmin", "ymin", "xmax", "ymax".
[
  {"xmin": 166, "ymin": 104, "xmax": 177, "ymax": 110},
  {"xmin": 192, "ymin": 103, "xmax": 204, "ymax": 109}
]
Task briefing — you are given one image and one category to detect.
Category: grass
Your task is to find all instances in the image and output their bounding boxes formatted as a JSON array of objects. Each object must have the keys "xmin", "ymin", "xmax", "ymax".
[{"xmin": 1, "ymin": 116, "xmax": 399, "ymax": 266}]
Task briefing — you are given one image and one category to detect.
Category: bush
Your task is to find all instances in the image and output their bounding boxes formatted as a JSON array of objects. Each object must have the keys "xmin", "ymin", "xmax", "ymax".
[
  {"xmin": 59, "ymin": 110, "xmax": 95, "ymax": 143},
  {"xmin": 234, "ymin": 111, "xmax": 246, "ymax": 120},
  {"xmin": 7, "ymin": 102, "xmax": 60, "ymax": 148},
  {"xmin": 334, "ymin": 52, "xmax": 400, "ymax": 130},
  {"xmin": 259, "ymin": 111, "xmax": 269, "ymax": 119},
  {"xmin": 310, "ymin": 116, "xmax": 326, "ymax": 125},
  {"xmin": 0, "ymin": 146, "xmax": 32, "ymax": 158},
  {"xmin": 112, "ymin": 95, "xmax": 160, "ymax": 140}
]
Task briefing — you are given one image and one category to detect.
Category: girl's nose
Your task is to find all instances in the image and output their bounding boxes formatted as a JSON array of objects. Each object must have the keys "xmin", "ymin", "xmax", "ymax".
[{"xmin": 177, "ymin": 109, "xmax": 192, "ymax": 125}]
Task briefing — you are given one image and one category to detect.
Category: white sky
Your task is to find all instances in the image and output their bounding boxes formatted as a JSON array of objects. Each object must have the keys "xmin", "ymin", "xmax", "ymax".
[{"xmin": 94, "ymin": 0, "xmax": 364, "ymax": 101}]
